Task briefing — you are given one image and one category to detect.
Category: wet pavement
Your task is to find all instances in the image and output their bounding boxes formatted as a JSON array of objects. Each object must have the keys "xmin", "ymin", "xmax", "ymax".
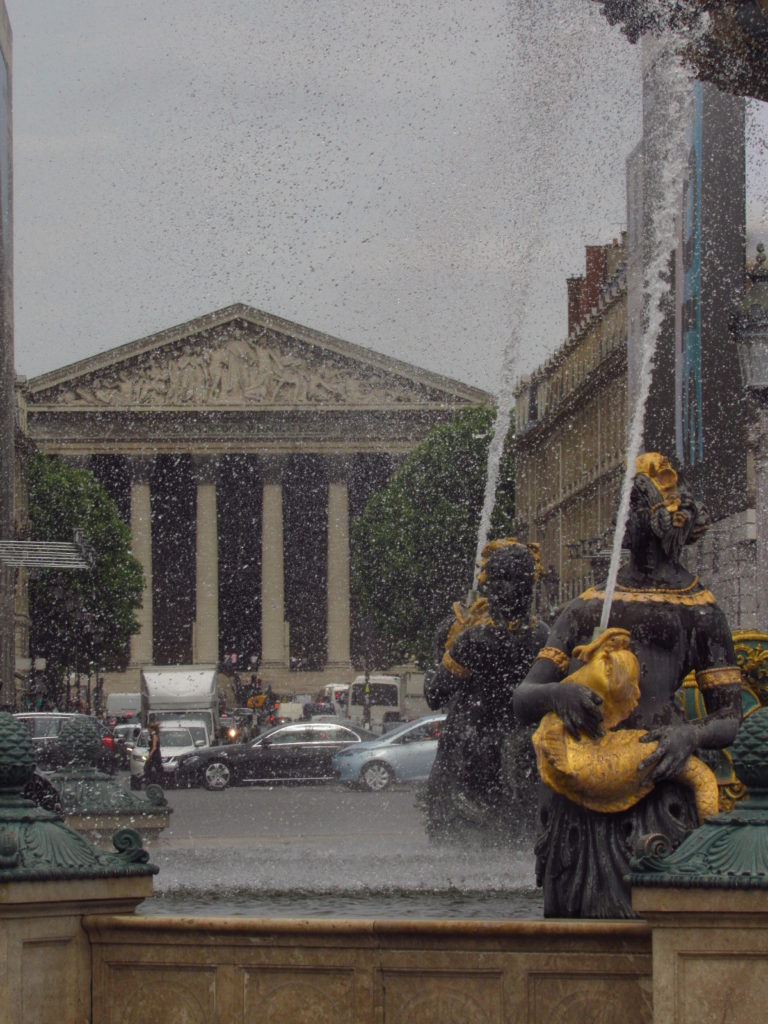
[{"xmin": 124, "ymin": 778, "xmax": 542, "ymax": 918}]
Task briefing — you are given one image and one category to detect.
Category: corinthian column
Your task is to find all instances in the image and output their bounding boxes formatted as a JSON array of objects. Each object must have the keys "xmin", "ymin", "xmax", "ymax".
[
  {"xmin": 129, "ymin": 457, "xmax": 154, "ymax": 667},
  {"xmin": 261, "ymin": 457, "xmax": 288, "ymax": 669},
  {"xmin": 192, "ymin": 456, "xmax": 219, "ymax": 665},
  {"xmin": 326, "ymin": 457, "xmax": 352, "ymax": 670}
]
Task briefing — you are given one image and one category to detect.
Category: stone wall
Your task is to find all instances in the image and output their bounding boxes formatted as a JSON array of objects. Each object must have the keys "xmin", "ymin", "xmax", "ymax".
[
  {"xmin": 683, "ymin": 507, "xmax": 759, "ymax": 630},
  {"xmin": 85, "ymin": 914, "xmax": 652, "ymax": 1024}
]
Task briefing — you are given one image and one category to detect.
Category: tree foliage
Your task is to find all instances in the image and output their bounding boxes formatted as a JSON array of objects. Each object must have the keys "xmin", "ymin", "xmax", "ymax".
[
  {"xmin": 28, "ymin": 455, "xmax": 144, "ymax": 697},
  {"xmin": 351, "ymin": 406, "xmax": 515, "ymax": 668}
]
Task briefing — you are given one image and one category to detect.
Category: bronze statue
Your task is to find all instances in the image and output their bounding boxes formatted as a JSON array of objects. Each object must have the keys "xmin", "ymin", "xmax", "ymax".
[
  {"xmin": 514, "ymin": 453, "xmax": 742, "ymax": 917},
  {"xmin": 424, "ymin": 539, "xmax": 548, "ymax": 840}
]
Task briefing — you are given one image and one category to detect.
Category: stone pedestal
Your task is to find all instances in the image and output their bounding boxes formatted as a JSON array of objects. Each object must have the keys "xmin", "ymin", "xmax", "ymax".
[
  {"xmin": 0, "ymin": 712, "xmax": 157, "ymax": 1024},
  {"xmin": 630, "ymin": 706, "xmax": 768, "ymax": 1023},
  {"xmin": 0, "ymin": 876, "xmax": 153, "ymax": 1024},
  {"xmin": 633, "ymin": 888, "xmax": 768, "ymax": 1024}
]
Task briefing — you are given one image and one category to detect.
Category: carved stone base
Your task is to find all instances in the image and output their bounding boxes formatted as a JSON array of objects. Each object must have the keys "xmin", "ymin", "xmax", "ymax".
[{"xmin": 0, "ymin": 876, "xmax": 152, "ymax": 1024}]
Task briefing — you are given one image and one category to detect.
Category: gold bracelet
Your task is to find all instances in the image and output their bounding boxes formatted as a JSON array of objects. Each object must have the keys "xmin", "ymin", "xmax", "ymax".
[
  {"xmin": 535, "ymin": 646, "xmax": 570, "ymax": 676},
  {"xmin": 696, "ymin": 666, "xmax": 742, "ymax": 689}
]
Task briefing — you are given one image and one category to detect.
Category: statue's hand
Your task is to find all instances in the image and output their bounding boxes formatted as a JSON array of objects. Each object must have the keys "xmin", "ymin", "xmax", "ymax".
[
  {"xmin": 637, "ymin": 724, "xmax": 697, "ymax": 783},
  {"xmin": 450, "ymin": 627, "xmax": 493, "ymax": 673},
  {"xmin": 551, "ymin": 682, "xmax": 603, "ymax": 740}
]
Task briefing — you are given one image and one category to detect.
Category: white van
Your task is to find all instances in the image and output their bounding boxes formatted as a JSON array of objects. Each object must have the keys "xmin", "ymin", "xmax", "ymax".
[
  {"xmin": 318, "ymin": 683, "xmax": 349, "ymax": 715},
  {"xmin": 345, "ymin": 675, "xmax": 402, "ymax": 733}
]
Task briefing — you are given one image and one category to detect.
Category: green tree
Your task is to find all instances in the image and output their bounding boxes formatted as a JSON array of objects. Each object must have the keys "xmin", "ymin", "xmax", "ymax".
[
  {"xmin": 351, "ymin": 405, "xmax": 515, "ymax": 668},
  {"xmin": 27, "ymin": 454, "xmax": 144, "ymax": 706}
]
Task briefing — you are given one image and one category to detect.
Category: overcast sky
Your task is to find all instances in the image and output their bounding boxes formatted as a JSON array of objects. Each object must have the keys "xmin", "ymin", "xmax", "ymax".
[{"xmin": 5, "ymin": 2, "xmax": 766, "ymax": 395}]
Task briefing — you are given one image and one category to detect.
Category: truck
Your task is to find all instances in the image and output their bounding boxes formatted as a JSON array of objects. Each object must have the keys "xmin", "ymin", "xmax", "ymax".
[
  {"xmin": 140, "ymin": 666, "xmax": 220, "ymax": 744},
  {"xmin": 105, "ymin": 692, "xmax": 142, "ymax": 722},
  {"xmin": 345, "ymin": 674, "xmax": 405, "ymax": 733}
]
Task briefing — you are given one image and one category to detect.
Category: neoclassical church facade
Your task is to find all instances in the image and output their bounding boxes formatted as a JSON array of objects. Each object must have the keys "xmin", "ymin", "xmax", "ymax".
[{"xmin": 24, "ymin": 305, "xmax": 490, "ymax": 691}]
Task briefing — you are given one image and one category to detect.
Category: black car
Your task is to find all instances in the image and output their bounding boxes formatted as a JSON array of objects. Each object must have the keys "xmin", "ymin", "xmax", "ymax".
[
  {"xmin": 177, "ymin": 720, "xmax": 376, "ymax": 790},
  {"xmin": 14, "ymin": 713, "xmax": 119, "ymax": 774}
]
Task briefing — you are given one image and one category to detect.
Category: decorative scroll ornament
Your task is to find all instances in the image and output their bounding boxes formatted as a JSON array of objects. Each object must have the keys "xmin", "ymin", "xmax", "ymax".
[
  {"xmin": 733, "ymin": 630, "xmax": 768, "ymax": 707},
  {"xmin": 0, "ymin": 713, "xmax": 157, "ymax": 882},
  {"xmin": 630, "ymin": 707, "xmax": 768, "ymax": 889}
]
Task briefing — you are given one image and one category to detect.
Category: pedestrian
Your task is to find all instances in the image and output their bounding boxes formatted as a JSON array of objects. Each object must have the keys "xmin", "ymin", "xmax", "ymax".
[
  {"xmin": 362, "ymin": 682, "xmax": 372, "ymax": 730},
  {"xmin": 144, "ymin": 722, "xmax": 163, "ymax": 787}
]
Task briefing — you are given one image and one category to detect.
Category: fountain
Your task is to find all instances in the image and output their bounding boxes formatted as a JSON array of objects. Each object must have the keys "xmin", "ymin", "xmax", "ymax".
[{"xmin": 4, "ymin": 5, "xmax": 768, "ymax": 1022}]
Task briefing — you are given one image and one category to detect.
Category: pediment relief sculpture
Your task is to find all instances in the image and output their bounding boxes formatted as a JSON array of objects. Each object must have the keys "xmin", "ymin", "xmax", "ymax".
[{"xmin": 33, "ymin": 325, "xmax": 443, "ymax": 410}]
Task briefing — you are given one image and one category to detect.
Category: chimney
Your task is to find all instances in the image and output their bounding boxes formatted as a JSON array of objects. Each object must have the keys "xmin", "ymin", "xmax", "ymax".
[
  {"xmin": 580, "ymin": 246, "xmax": 609, "ymax": 321},
  {"xmin": 567, "ymin": 276, "xmax": 583, "ymax": 335}
]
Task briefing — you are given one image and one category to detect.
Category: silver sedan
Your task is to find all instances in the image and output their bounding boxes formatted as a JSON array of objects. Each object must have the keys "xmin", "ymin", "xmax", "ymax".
[{"xmin": 332, "ymin": 714, "xmax": 445, "ymax": 792}]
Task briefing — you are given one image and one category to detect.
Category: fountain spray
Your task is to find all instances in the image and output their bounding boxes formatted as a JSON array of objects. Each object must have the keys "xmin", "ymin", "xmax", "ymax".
[{"xmin": 599, "ymin": 41, "xmax": 695, "ymax": 632}]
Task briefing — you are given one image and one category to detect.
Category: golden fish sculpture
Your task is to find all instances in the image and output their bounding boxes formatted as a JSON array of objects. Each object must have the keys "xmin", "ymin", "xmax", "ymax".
[{"xmin": 532, "ymin": 627, "xmax": 719, "ymax": 818}]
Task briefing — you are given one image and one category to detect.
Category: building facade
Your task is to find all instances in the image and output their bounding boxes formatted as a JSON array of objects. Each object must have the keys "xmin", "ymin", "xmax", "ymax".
[
  {"xmin": 24, "ymin": 305, "xmax": 491, "ymax": 692},
  {"xmin": 627, "ymin": 41, "xmax": 755, "ymax": 630},
  {"xmin": 513, "ymin": 239, "xmax": 627, "ymax": 609},
  {"xmin": 0, "ymin": 2, "xmax": 11, "ymax": 707}
]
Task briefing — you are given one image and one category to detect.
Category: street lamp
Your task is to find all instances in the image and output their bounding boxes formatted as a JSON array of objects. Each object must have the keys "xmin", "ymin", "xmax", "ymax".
[{"xmin": 734, "ymin": 242, "xmax": 768, "ymax": 624}]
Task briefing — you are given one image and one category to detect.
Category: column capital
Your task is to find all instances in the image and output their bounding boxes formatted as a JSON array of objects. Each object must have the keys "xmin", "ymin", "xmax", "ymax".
[
  {"xmin": 190, "ymin": 454, "xmax": 220, "ymax": 484},
  {"xmin": 325, "ymin": 454, "xmax": 354, "ymax": 483},
  {"xmin": 127, "ymin": 456, "xmax": 156, "ymax": 485},
  {"xmin": 259, "ymin": 455, "xmax": 287, "ymax": 485}
]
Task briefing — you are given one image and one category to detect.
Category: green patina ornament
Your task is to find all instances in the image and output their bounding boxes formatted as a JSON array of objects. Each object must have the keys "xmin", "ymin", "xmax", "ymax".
[
  {"xmin": 0, "ymin": 712, "xmax": 157, "ymax": 882},
  {"xmin": 629, "ymin": 707, "xmax": 768, "ymax": 889},
  {"xmin": 58, "ymin": 715, "xmax": 103, "ymax": 767},
  {"xmin": 49, "ymin": 718, "xmax": 170, "ymax": 844},
  {"xmin": 0, "ymin": 712, "xmax": 36, "ymax": 794}
]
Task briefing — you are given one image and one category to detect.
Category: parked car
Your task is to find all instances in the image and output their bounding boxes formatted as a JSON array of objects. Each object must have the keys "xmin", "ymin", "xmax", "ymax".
[
  {"xmin": 176, "ymin": 720, "xmax": 376, "ymax": 790},
  {"xmin": 112, "ymin": 722, "xmax": 143, "ymax": 770},
  {"xmin": 332, "ymin": 714, "xmax": 446, "ymax": 791},
  {"xmin": 129, "ymin": 720, "xmax": 209, "ymax": 789},
  {"xmin": 14, "ymin": 712, "xmax": 119, "ymax": 774}
]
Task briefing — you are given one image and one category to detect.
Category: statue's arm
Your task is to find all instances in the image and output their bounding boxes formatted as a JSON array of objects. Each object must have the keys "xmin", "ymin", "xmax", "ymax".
[
  {"xmin": 689, "ymin": 605, "xmax": 742, "ymax": 749},
  {"xmin": 638, "ymin": 605, "xmax": 742, "ymax": 783},
  {"xmin": 423, "ymin": 612, "xmax": 464, "ymax": 710},
  {"xmin": 424, "ymin": 664, "xmax": 461, "ymax": 709},
  {"xmin": 513, "ymin": 604, "xmax": 603, "ymax": 738}
]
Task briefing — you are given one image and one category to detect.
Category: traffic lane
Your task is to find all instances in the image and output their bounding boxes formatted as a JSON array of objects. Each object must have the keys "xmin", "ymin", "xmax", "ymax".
[{"xmin": 147, "ymin": 780, "xmax": 429, "ymax": 848}]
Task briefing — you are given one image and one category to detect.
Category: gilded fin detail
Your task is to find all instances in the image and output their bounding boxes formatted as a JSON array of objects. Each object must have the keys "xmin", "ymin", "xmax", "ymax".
[{"xmin": 533, "ymin": 627, "xmax": 719, "ymax": 819}]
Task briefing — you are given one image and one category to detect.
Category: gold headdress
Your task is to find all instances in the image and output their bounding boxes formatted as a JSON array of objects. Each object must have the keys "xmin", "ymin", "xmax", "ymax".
[
  {"xmin": 635, "ymin": 452, "xmax": 680, "ymax": 516},
  {"xmin": 475, "ymin": 537, "xmax": 542, "ymax": 585},
  {"xmin": 635, "ymin": 452, "xmax": 709, "ymax": 541}
]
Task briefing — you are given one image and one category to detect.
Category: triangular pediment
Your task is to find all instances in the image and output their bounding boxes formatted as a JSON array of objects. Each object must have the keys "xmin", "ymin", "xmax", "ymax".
[{"xmin": 27, "ymin": 305, "xmax": 490, "ymax": 413}]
